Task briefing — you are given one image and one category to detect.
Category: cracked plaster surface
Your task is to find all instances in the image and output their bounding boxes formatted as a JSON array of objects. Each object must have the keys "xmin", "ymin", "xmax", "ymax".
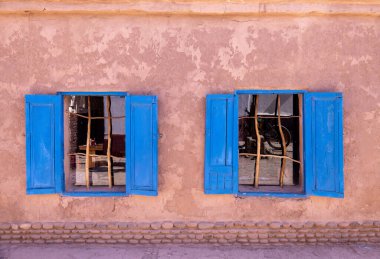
[{"xmin": 0, "ymin": 15, "xmax": 379, "ymax": 222}]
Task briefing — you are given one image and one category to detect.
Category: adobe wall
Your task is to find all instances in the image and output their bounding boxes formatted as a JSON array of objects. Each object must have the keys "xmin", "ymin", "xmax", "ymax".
[{"xmin": 0, "ymin": 2, "xmax": 379, "ymax": 226}]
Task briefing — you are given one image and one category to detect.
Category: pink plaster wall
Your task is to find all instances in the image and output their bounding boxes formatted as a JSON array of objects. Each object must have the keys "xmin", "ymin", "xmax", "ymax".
[{"xmin": 0, "ymin": 14, "xmax": 379, "ymax": 223}]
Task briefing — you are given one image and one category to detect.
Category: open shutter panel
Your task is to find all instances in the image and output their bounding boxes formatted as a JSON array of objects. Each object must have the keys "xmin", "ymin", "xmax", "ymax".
[
  {"xmin": 25, "ymin": 95, "xmax": 63, "ymax": 194},
  {"xmin": 304, "ymin": 92, "xmax": 344, "ymax": 198},
  {"xmin": 126, "ymin": 95, "xmax": 158, "ymax": 196},
  {"xmin": 204, "ymin": 94, "xmax": 234, "ymax": 194}
]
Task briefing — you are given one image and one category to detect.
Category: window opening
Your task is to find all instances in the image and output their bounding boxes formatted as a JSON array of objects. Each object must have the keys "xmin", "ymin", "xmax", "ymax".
[
  {"xmin": 238, "ymin": 94, "xmax": 303, "ymax": 193},
  {"xmin": 64, "ymin": 95, "xmax": 126, "ymax": 192}
]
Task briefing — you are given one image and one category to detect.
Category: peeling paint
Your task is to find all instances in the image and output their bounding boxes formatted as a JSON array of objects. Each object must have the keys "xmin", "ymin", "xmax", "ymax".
[{"xmin": 0, "ymin": 15, "xmax": 379, "ymax": 223}]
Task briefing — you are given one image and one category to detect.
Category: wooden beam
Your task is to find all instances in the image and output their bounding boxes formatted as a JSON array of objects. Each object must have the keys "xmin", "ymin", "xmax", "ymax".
[
  {"xmin": 276, "ymin": 95, "xmax": 287, "ymax": 187},
  {"xmin": 254, "ymin": 95, "xmax": 261, "ymax": 188},
  {"xmin": 298, "ymin": 94, "xmax": 304, "ymax": 188},
  {"xmin": 239, "ymin": 115, "xmax": 300, "ymax": 120},
  {"xmin": 239, "ymin": 153, "xmax": 301, "ymax": 164},
  {"xmin": 69, "ymin": 153, "xmax": 124, "ymax": 159},
  {"xmin": 106, "ymin": 96, "xmax": 113, "ymax": 188},
  {"xmin": 85, "ymin": 96, "xmax": 91, "ymax": 189},
  {"xmin": 67, "ymin": 112, "xmax": 125, "ymax": 120}
]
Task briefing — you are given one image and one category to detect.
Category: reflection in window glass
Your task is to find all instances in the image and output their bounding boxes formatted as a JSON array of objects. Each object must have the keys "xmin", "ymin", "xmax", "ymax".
[
  {"xmin": 64, "ymin": 95, "xmax": 126, "ymax": 193},
  {"xmin": 238, "ymin": 94, "xmax": 303, "ymax": 193}
]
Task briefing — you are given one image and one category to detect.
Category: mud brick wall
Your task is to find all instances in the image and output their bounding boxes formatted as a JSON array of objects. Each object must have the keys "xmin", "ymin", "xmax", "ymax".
[
  {"xmin": 0, "ymin": 1, "xmax": 380, "ymax": 238},
  {"xmin": 1, "ymin": 221, "xmax": 380, "ymax": 245}
]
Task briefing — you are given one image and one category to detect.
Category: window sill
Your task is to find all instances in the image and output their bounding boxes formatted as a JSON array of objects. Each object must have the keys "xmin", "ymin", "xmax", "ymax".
[
  {"xmin": 237, "ymin": 192, "xmax": 308, "ymax": 198},
  {"xmin": 62, "ymin": 192, "xmax": 127, "ymax": 197}
]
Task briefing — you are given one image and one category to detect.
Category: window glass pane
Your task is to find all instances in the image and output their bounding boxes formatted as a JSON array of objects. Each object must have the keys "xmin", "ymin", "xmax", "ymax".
[
  {"xmin": 64, "ymin": 95, "xmax": 126, "ymax": 193},
  {"xmin": 238, "ymin": 93, "xmax": 302, "ymax": 193}
]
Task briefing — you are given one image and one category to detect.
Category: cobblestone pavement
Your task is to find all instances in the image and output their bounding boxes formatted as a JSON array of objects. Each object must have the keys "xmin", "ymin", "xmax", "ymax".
[{"xmin": 1, "ymin": 244, "xmax": 380, "ymax": 259}]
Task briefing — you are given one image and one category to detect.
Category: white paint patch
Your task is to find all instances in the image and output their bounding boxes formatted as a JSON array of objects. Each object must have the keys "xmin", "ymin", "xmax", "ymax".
[
  {"xmin": 130, "ymin": 61, "xmax": 152, "ymax": 81},
  {"xmin": 187, "ymin": 69, "xmax": 206, "ymax": 83},
  {"xmin": 359, "ymin": 85, "xmax": 378, "ymax": 99},
  {"xmin": 363, "ymin": 111, "xmax": 376, "ymax": 121},
  {"xmin": 218, "ymin": 47, "xmax": 247, "ymax": 81},
  {"xmin": 97, "ymin": 57, "xmax": 107, "ymax": 65},
  {"xmin": 48, "ymin": 46, "xmax": 63, "ymax": 58},
  {"xmin": 336, "ymin": 81, "xmax": 345, "ymax": 91},
  {"xmin": 51, "ymin": 67, "xmax": 66, "ymax": 82},
  {"xmin": 40, "ymin": 26, "xmax": 57, "ymax": 42},
  {"xmin": 350, "ymin": 55, "xmax": 373, "ymax": 66},
  {"xmin": 217, "ymin": 25, "xmax": 257, "ymax": 81}
]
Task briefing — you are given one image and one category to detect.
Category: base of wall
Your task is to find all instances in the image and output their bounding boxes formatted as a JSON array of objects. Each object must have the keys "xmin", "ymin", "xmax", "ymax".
[{"xmin": 1, "ymin": 221, "xmax": 379, "ymax": 245}]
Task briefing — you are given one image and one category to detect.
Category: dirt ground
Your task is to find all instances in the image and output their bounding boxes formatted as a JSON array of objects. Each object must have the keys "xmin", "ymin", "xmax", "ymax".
[{"xmin": 1, "ymin": 244, "xmax": 380, "ymax": 259}]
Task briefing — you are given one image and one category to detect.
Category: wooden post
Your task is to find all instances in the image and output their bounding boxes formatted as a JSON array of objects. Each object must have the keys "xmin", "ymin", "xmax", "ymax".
[
  {"xmin": 239, "ymin": 153, "xmax": 301, "ymax": 164},
  {"xmin": 277, "ymin": 95, "xmax": 287, "ymax": 187},
  {"xmin": 85, "ymin": 96, "xmax": 91, "ymax": 189},
  {"xmin": 254, "ymin": 95, "xmax": 261, "ymax": 187},
  {"xmin": 298, "ymin": 94, "xmax": 304, "ymax": 188},
  {"xmin": 106, "ymin": 96, "xmax": 113, "ymax": 188}
]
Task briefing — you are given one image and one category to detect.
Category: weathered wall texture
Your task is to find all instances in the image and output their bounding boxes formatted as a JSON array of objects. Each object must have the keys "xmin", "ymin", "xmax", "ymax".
[{"xmin": 0, "ymin": 12, "xmax": 379, "ymax": 223}]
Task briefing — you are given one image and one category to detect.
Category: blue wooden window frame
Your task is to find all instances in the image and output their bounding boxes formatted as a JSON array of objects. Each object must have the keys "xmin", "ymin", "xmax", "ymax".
[
  {"xmin": 234, "ymin": 90, "xmax": 307, "ymax": 198},
  {"xmin": 26, "ymin": 92, "xmax": 158, "ymax": 197},
  {"xmin": 205, "ymin": 89, "xmax": 344, "ymax": 198},
  {"xmin": 60, "ymin": 92, "xmax": 128, "ymax": 197}
]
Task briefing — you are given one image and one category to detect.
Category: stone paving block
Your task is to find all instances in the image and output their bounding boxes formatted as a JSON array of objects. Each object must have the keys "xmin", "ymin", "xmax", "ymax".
[
  {"xmin": 162, "ymin": 222, "xmax": 174, "ymax": 229},
  {"xmin": 198, "ymin": 223, "xmax": 214, "ymax": 230},
  {"xmin": 0, "ymin": 220, "xmax": 378, "ymax": 245}
]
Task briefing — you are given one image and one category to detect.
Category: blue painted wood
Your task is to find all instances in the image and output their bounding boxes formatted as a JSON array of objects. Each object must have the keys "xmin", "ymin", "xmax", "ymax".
[
  {"xmin": 25, "ymin": 95, "xmax": 62, "ymax": 195},
  {"xmin": 304, "ymin": 92, "xmax": 344, "ymax": 198},
  {"xmin": 126, "ymin": 95, "xmax": 158, "ymax": 196},
  {"xmin": 55, "ymin": 96, "xmax": 64, "ymax": 193},
  {"xmin": 57, "ymin": 92, "xmax": 128, "ymax": 96},
  {"xmin": 232, "ymin": 94, "xmax": 239, "ymax": 194},
  {"xmin": 204, "ymin": 94, "xmax": 234, "ymax": 194},
  {"xmin": 125, "ymin": 95, "xmax": 131, "ymax": 195}
]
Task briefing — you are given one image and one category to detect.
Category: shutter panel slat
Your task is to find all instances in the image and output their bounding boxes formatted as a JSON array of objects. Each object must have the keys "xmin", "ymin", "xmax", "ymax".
[
  {"xmin": 304, "ymin": 92, "xmax": 344, "ymax": 198},
  {"xmin": 126, "ymin": 95, "xmax": 158, "ymax": 196},
  {"xmin": 204, "ymin": 94, "xmax": 234, "ymax": 194},
  {"xmin": 25, "ymin": 95, "xmax": 62, "ymax": 194}
]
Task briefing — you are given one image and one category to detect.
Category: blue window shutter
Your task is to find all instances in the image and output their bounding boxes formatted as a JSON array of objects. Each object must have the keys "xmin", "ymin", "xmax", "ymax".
[
  {"xmin": 204, "ymin": 94, "xmax": 234, "ymax": 194},
  {"xmin": 25, "ymin": 95, "xmax": 63, "ymax": 194},
  {"xmin": 126, "ymin": 95, "xmax": 158, "ymax": 196},
  {"xmin": 304, "ymin": 92, "xmax": 344, "ymax": 198}
]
